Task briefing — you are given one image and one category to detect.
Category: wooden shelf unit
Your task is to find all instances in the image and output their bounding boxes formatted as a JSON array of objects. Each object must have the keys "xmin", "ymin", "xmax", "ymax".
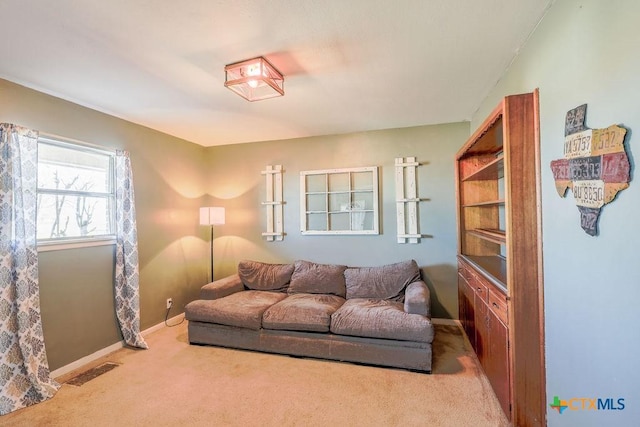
[{"xmin": 455, "ymin": 91, "xmax": 545, "ymax": 426}]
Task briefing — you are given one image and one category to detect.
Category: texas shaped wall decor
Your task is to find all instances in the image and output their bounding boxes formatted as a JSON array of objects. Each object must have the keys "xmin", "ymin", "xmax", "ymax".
[{"xmin": 550, "ymin": 104, "xmax": 631, "ymax": 236}]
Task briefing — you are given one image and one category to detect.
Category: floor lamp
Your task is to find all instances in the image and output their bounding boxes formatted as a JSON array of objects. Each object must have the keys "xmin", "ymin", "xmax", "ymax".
[{"xmin": 199, "ymin": 207, "xmax": 225, "ymax": 282}]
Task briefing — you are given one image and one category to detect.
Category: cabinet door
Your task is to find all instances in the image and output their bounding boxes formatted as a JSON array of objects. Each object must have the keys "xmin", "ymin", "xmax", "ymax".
[
  {"xmin": 458, "ymin": 275, "xmax": 467, "ymax": 334},
  {"xmin": 474, "ymin": 296, "xmax": 489, "ymax": 366},
  {"xmin": 488, "ymin": 311, "xmax": 510, "ymax": 418},
  {"xmin": 458, "ymin": 273, "xmax": 476, "ymax": 349}
]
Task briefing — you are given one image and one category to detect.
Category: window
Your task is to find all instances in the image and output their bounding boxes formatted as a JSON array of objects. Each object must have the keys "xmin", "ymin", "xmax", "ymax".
[
  {"xmin": 300, "ymin": 166, "xmax": 379, "ymax": 235},
  {"xmin": 37, "ymin": 137, "xmax": 115, "ymax": 245}
]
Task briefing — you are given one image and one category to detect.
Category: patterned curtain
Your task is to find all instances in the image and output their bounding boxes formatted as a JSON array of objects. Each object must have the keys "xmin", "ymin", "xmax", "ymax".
[
  {"xmin": 114, "ymin": 150, "xmax": 148, "ymax": 349},
  {"xmin": 0, "ymin": 124, "xmax": 59, "ymax": 415}
]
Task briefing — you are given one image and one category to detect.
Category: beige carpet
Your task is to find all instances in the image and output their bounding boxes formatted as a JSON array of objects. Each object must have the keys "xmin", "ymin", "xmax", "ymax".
[{"xmin": 3, "ymin": 322, "xmax": 509, "ymax": 426}]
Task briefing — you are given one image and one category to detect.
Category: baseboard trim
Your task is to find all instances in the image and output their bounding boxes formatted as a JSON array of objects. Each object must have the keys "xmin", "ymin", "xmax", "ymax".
[
  {"xmin": 50, "ymin": 313, "xmax": 185, "ymax": 379},
  {"xmin": 50, "ymin": 341, "xmax": 124, "ymax": 379},
  {"xmin": 141, "ymin": 313, "xmax": 185, "ymax": 336},
  {"xmin": 431, "ymin": 318, "xmax": 462, "ymax": 327}
]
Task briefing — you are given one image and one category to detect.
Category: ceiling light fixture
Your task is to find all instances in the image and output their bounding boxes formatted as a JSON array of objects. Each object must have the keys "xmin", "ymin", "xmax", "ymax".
[{"xmin": 224, "ymin": 56, "xmax": 284, "ymax": 102}]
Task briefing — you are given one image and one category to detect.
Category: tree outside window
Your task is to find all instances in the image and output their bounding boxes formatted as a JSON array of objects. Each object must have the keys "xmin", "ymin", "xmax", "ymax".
[{"xmin": 37, "ymin": 139, "xmax": 115, "ymax": 242}]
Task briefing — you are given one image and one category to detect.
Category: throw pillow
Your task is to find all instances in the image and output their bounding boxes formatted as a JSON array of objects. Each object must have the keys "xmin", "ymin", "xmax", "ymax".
[
  {"xmin": 237, "ymin": 260, "xmax": 294, "ymax": 292},
  {"xmin": 288, "ymin": 260, "xmax": 347, "ymax": 297},
  {"xmin": 344, "ymin": 259, "xmax": 421, "ymax": 301}
]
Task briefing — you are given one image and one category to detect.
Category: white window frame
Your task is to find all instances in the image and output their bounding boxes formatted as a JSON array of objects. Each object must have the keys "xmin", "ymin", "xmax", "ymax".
[
  {"xmin": 300, "ymin": 166, "xmax": 379, "ymax": 235},
  {"xmin": 36, "ymin": 137, "xmax": 117, "ymax": 251}
]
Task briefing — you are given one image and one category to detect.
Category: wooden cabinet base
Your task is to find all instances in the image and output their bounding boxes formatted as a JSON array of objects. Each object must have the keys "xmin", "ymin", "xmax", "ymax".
[{"xmin": 459, "ymin": 256, "xmax": 510, "ymax": 418}]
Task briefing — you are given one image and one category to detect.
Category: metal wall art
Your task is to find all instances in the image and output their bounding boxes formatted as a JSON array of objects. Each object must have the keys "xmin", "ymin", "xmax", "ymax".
[{"xmin": 550, "ymin": 104, "xmax": 631, "ymax": 236}]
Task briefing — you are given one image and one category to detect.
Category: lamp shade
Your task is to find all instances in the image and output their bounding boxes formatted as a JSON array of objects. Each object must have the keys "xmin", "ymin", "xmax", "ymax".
[
  {"xmin": 200, "ymin": 207, "xmax": 225, "ymax": 226},
  {"xmin": 224, "ymin": 56, "xmax": 284, "ymax": 101}
]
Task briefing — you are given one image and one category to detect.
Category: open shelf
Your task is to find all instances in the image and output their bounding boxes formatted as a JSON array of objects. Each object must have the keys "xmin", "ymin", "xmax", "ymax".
[
  {"xmin": 467, "ymin": 228, "xmax": 506, "ymax": 245},
  {"xmin": 460, "ymin": 115, "xmax": 504, "ymax": 156},
  {"xmin": 461, "ymin": 154, "xmax": 504, "ymax": 181},
  {"xmin": 463, "ymin": 199, "xmax": 505, "ymax": 208}
]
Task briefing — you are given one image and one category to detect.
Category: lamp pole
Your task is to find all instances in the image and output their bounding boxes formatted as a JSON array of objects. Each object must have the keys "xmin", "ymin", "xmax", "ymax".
[
  {"xmin": 200, "ymin": 206, "xmax": 225, "ymax": 283},
  {"xmin": 209, "ymin": 225, "xmax": 214, "ymax": 282}
]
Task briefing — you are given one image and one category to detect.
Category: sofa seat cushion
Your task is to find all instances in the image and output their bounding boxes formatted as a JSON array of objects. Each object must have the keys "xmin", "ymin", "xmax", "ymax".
[
  {"xmin": 262, "ymin": 293, "xmax": 346, "ymax": 332},
  {"xmin": 330, "ymin": 298, "xmax": 433, "ymax": 343},
  {"xmin": 185, "ymin": 291, "xmax": 287, "ymax": 330}
]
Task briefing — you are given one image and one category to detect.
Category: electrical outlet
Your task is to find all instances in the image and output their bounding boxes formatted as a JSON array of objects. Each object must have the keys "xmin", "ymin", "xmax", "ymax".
[{"xmin": 166, "ymin": 298, "xmax": 173, "ymax": 310}]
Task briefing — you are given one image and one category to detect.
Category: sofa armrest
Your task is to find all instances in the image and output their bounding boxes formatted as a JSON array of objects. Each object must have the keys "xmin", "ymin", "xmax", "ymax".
[
  {"xmin": 200, "ymin": 274, "xmax": 245, "ymax": 300},
  {"xmin": 404, "ymin": 281, "xmax": 431, "ymax": 317}
]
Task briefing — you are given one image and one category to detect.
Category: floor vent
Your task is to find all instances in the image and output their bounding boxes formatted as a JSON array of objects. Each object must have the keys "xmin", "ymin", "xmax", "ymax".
[{"xmin": 65, "ymin": 362, "xmax": 120, "ymax": 387}]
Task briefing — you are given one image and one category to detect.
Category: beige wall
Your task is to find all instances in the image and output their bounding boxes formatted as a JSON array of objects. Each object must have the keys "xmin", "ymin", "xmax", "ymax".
[
  {"xmin": 1, "ymin": 79, "xmax": 210, "ymax": 370},
  {"xmin": 206, "ymin": 122, "xmax": 469, "ymax": 319}
]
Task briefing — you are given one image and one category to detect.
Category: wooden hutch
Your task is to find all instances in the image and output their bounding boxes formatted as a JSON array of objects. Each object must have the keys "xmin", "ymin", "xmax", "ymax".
[{"xmin": 455, "ymin": 90, "xmax": 546, "ymax": 426}]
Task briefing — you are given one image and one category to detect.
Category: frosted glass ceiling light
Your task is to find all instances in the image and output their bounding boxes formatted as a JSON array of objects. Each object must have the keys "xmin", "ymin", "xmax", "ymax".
[{"xmin": 224, "ymin": 56, "xmax": 284, "ymax": 101}]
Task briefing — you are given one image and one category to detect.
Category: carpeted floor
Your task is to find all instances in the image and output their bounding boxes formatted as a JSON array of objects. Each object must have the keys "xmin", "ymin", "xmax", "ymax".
[{"xmin": 2, "ymin": 321, "xmax": 509, "ymax": 426}]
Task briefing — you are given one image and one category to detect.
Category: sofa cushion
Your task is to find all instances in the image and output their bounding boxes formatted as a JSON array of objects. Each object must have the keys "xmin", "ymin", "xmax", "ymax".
[
  {"xmin": 288, "ymin": 260, "xmax": 347, "ymax": 297},
  {"xmin": 404, "ymin": 281, "xmax": 431, "ymax": 316},
  {"xmin": 330, "ymin": 298, "xmax": 433, "ymax": 343},
  {"xmin": 344, "ymin": 259, "xmax": 421, "ymax": 301},
  {"xmin": 185, "ymin": 291, "xmax": 287, "ymax": 330},
  {"xmin": 263, "ymin": 293, "xmax": 346, "ymax": 333},
  {"xmin": 200, "ymin": 274, "xmax": 244, "ymax": 300},
  {"xmin": 238, "ymin": 260, "xmax": 294, "ymax": 292}
]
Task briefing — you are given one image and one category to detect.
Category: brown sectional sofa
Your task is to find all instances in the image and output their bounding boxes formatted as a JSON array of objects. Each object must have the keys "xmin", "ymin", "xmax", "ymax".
[{"xmin": 185, "ymin": 259, "xmax": 434, "ymax": 372}]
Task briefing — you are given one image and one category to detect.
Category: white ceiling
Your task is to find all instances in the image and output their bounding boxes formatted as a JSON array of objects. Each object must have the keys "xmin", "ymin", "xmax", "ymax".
[{"xmin": 0, "ymin": 1, "xmax": 552, "ymax": 147}]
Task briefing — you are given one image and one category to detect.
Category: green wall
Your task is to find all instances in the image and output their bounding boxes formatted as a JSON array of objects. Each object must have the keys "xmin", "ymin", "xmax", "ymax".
[
  {"xmin": 1, "ymin": 77, "xmax": 468, "ymax": 370},
  {"xmin": 1, "ymin": 79, "xmax": 210, "ymax": 370},
  {"xmin": 205, "ymin": 123, "xmax": 469, "ymax": 319},
  {"xmin": 472, "ymin": 0, "xmax": 640, "ymax": 425}
]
